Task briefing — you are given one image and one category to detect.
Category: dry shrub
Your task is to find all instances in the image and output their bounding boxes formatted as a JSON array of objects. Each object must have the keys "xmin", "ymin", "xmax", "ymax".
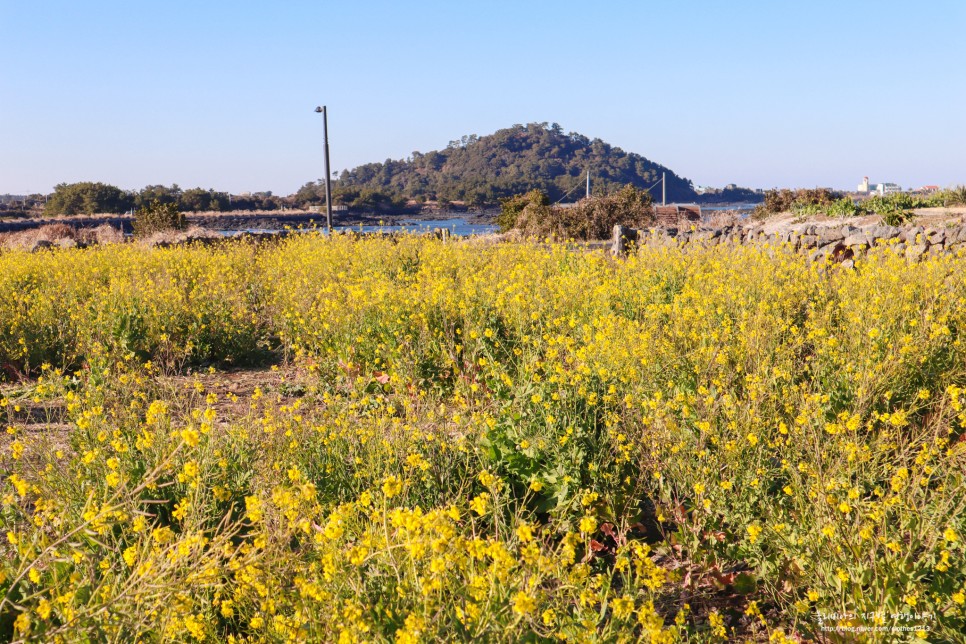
[
  {"xmin": 761, "ymin": 188, "xmax": 839, "ymax": 215},
  {"xmin": 0, "ymin": 224, "xmax": 78, "ymax": 250},
  {"xmin": 497, "ymin": 190, "xmax": 549, "ymax": 232},
  {"xmin": 138, "ymin": 225, "xmax": 221, "ymax": 247},
  {"xmin": 515, "ymin": 184, "xmax": 655, "ymax": 240},
  {"xmin": 0, "ymin": 224, "xmax": 128, "ymax": 250},
  {"xmin": 80, "ymin": 224, "xmax": 126, "ymax": 245},
  {"xmin": 133, "ymin": 200, "xmax": 187, "ymax": 238},
  {"xmin": 704, "ymin": 209, "xmax": 743, "ymax": 228}
]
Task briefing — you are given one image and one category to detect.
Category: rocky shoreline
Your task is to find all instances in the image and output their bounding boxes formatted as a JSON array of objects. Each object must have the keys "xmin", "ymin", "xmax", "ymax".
[{"xmin": 0, "ymin": 209, "xmax": 498, "ymax": 234}]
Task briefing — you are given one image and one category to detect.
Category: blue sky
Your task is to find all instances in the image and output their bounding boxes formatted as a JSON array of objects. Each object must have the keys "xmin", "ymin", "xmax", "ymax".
[{"xmin": 2, "ymin": 1, "xmax": 963, "ymax": 195}]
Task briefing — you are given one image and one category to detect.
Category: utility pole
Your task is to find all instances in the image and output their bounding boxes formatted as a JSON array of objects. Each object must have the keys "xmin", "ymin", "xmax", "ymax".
[
  {"xmin": 662, "ymin": 172, "xmax": 666, "ymax": 206},
  {"xmin": 586, "ymin": 170, "xmax": 590, "ymax": 199},
  {"xmin": 315, "ymin": 106, "xmax": 333, "ymax": 233}
]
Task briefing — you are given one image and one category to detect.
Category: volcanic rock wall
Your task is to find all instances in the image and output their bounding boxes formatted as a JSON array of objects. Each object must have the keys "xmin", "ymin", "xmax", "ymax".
[{"xmin": 612, "ymin": 222, "xmax": 966, "ymax": 264}]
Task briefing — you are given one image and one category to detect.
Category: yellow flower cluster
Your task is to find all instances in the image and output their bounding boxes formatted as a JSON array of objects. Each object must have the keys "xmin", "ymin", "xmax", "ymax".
[{"xmin": 1, "ymin": 234, "xmax": 965, "ymax": 640}]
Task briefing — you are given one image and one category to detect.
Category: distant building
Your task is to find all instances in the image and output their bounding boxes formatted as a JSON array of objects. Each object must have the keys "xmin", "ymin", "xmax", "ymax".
[
  {"xmin": 308, "ymin": 204, "xmax": 348, "ymax": 213},
  {"xmin": 875, "ymin": 183, "xmax": 901, "ymax": 195},
  {"xmin": 915, "ymin": 185, "xmax": 940, "ymax": 193},
  {"xmin": 857, "ymin": 177, "xmax": 902, "ymax": 195}
]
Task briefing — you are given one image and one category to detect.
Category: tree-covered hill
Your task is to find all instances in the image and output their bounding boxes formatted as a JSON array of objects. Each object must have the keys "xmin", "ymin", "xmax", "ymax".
[{"xmin": 298, "ymin": 123, "xmax": 698, "ymax": 208}]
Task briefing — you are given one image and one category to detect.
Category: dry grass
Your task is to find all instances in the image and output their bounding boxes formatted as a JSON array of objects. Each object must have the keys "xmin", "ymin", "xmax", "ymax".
[
  {"xmin": 464, "ymin": 229, "xmax": 524, "ymax": 245},
  {"xmin": 136, "ymin": 225, "xmax": 222, "ymax": 247},
  {"xmin": 0, "ymin": 224, "xmax": 78, "ymax": 250},
  {"xmin": 0, "ymin": 223, "xmax": 127, "ymax": 250},
  {"xmin": 81, "ymin": 224, "xmax": 126, "ymax": 245},
  {"xmin": 702, "ymin": 209, "xmax": 743, "ymax": 228},
  {"xmin": 911, "ymin": 206, "xmax": 966, "ymax": 223}
]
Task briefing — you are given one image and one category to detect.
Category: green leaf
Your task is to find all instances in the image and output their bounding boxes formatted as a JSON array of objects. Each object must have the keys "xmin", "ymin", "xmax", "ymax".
[{"xmin": 733, "ymin": 572, "xmax": 758, "ymax": 595}]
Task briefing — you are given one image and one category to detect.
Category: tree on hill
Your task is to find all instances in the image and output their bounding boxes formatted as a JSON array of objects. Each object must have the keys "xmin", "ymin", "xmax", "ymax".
[
  {"xmin": 295, "ymin": 123, "xmax": 697, "ymax": 209},
  {"xmin": 44, "ymin": 182, "xmax": 134, "ymax": 216}
]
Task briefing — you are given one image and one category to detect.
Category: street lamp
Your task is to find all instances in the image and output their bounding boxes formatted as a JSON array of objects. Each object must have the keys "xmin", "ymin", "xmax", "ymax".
[{"xmin": 315, "ymin": 106, "xmax": 333, "ymax": 233}]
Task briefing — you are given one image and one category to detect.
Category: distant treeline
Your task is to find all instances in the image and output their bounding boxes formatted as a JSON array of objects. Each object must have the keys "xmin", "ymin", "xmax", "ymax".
[
  {"xmin": 33, "ymin": 183, "xmax": 288, "ymax": 217},
  {"xmin": 0, "ymin": 194, "xmax": 46, "ymax": 217}
]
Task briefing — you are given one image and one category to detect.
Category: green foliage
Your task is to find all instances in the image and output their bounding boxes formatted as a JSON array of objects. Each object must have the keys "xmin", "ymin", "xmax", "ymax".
[
  {"xmin": 135, "ymin": 184, "xmax": 181, "ymax": 208},
  {"xmin": 881, "ymin": 209, "xmax": 913, "ymax": 226},
  {"xmin": 497, "ymin": 189, "xmax": 549, "ymax": 232},
  {"xmin": 339, "ymin": 188, "xmax": 409, "ymax": 212},
  {"xmin": 44, "ymin": 182, "xmax": 134, "ymax": 216},
  {"xmin": 862, "ymin": 195, "xmax": 915, "ymax": 226},
  {"xmin": 514, "ymin": 184, "xmax": 655, "ymax": 240},
  {"xmin": 878, "ymin": 192, "xmax": 918, "ymax": 210},
  {"xmin": 920, "ymin": 191, "xmax": 948, "ymax": 208},
  {"xmin": 133, "ymin": 200, "xmax": 187, "ymax": 238},
  {"xmin": 932, "ymin": 185, "xmax": 966, "ymax": 207},
  {"xmin": 177, "ymin": 188, "xmax": 220, "ymax": 212},
  {"xmin": 697, "ymin": 185, "xmax": 763, "ymax": 203},
  {"xmin": 758, "ymin": 189, "xmax": 932, "ymax": 225},
  {"xmin": 294, "ymin": 181, "xmax": 413, "ymax": 213},
  {"xmin": 825, "ymin": 197, "xmax": 858, "ymax": 218},
  {"xmin": 293, "ymin": 180, "xmax": 328, "ymax": 206},
  {"xmin": 326, "ymin": 123, "xmax": 696, "ymax": 209},
  {"xmin": 791, "ymin": 202, "xmax": 823, "ymax": 218}
]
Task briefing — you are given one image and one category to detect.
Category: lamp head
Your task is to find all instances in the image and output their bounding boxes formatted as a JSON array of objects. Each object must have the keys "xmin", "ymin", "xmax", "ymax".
[{"xmin": 315, "ymin": 106, "xmax": 324, "ymax": 113}]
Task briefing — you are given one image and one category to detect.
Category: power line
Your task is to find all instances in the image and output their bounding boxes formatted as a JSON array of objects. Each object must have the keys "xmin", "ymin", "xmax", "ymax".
[
  {"xmin": 553, "ymin": 178, "xmax": 588, "ymax": 205},
  {"xmin": 555, "ymin": 173, "xmax": 666, "ymax": 205}
]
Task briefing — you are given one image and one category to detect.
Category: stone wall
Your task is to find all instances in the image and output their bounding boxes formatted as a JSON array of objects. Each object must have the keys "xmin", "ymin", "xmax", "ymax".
[{"xmin": 612, "ymin": 222, "xmax": 966, "ymax": 264}]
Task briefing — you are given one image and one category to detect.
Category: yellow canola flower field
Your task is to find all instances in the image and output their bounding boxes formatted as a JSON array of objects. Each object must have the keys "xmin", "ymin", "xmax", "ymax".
[{"xmin": 1, "ymin": 234, "xmax": 965, "ymax": 642}]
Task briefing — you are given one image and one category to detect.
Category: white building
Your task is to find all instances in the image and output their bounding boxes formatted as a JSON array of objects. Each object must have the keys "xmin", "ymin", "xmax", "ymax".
[
  {"xmin": 857, "ymin": 177, "xmax": 901, "ymax": 195},
  {"xmin": 875, "ymin": 183, "xmax": 901, "ymax": 195}
]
